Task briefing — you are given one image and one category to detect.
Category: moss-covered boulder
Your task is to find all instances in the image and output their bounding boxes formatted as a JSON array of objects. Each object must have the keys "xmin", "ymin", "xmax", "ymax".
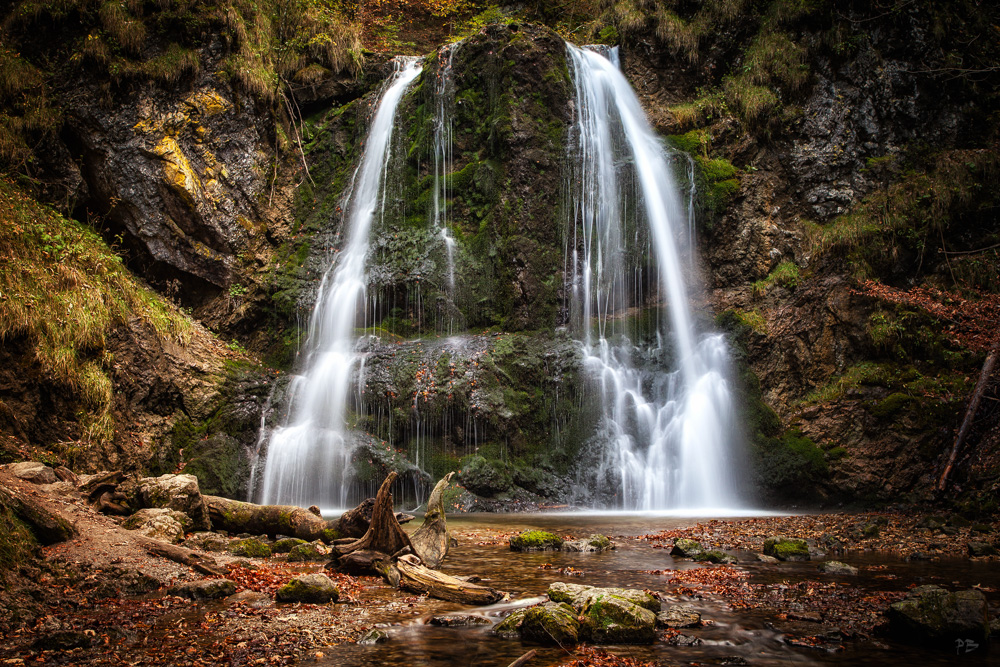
[
  {"xmin": 168, "ymin": 578, "xmax": 236, "ymax": 601},
  {"xmin": 547, "ymin": 582, "xmax": 660, "ymax": 614},
  {"xmin": 286, "ymin": 541, "xmax": 328, "ymax": 562},
  {"xmin": 229, "ymin": 538, "xmax": 272, "ymax": 558},
  {"xmin": 763, "ymin": 536, "xmax": 810, "ymax": 561},
  {"xmin": 275, "ymin": 573, "xmax": 339, "ymax": 604},
  {"xmin": 580, "ymin": 592, "xmax": 657, "ymax": 644},
  {"xmin": 272, "ymin": 537, "xmax": 308, "ymax": 554},
  {"xmin": 888, "ymin": 585, "xmax": 990, "ymax": 645},
  {"xmin": 563, "ymin": 534, "xmax": 615, "ymax": 552},
  {"xmin": 493, "ymin": 608, "xmax": 528, "ymax": 639},
  {"xmin": 670, "ymin": 538, "xmax": 704, "ymax": 558},
  {"xmin": 510, "ymin": 530, "xmax": 563, "ymax": 552},
  {"xmin": 692, "ymin": 550, "xmax": 737, "ymax": 564},
  {"xmin": 519, "ymin": 602, "xmax": 580, "ymax": 645}
]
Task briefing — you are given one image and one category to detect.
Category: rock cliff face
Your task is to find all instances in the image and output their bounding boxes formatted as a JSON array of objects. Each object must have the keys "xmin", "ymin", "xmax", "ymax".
[{"xmin": 1, "ymin": 2, "xmax": 997, "ymax": 509}]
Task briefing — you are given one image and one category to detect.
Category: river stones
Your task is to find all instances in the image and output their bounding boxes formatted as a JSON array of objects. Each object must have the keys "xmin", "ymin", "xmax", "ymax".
[
  {"xmin": 888, "ymin": 585, "xmax": 990, "ymax": 645},
  {"xmin": 123, "ymin": 508, "xmax": 189, "ymax": 543},
  {"xmin": 276, "ymin": 573, "xmax": 339, "ymax": 603},
  {"xmin": 818, "ymin": 560, "xmax": 858, "ymax": 575},
  {"xmin": 967, "ymin": 541, "xmax": 997, "ymax": 557},
  {"xmin": 520, "ymin": 602, "xmax": 580, "ymax": 645},
  {"xmin": 357, "ymin": 629, "xmax": 389, "ymax": 645},
  {"xmin": 493, "ymin": 608, "xmax": 528, "ymax": 638},
  {"xmin": 580, "ymin": 591, "xmax": 657, "ymax": 644},
  {"xmin": 272, "ymin": 537, "xmax": 307, "ymax": 554},
  {"xmin": 670, "ymin": 538, "xmax": 704, "ymax": 558},
  {"xmin": 229, "ymin": 538, "xmax": 272, "ymax": 558},
  {"xmin": 763, "ymin": 536, "xmax": 810, "ymax": 561},
  {"xmin": 183, "ymin": 531, "xmax": 230, "ymax": 552},
  {"xmin": 131, "ymin": 474, "xmax": 211, "ymax": 531},
  {"xmin": 657, "ymin": 605, "xmax": 701, "ymax": 628},
  {"xmin": 693, "ymin": 550, "xmax": 737, "ymax": 564},
  {"xmin": 548, "ymin": 582, "xmax": 660, "ymax": 613},
  {"xmin": 509, "ymin": 530, "xmax": 563, "ymax": 551},
  {"xmin": 430, "ymin": 614, "xmax": 492, "ymax": 627},
  {"xmin": 562, "ymin": 534, "xmax": 615, "ymax": 552},
  {"xmin": 168, "ymin": 578, "xmax": 237, "ymax": 600},
  {"xmin": 286, "ymin": 541, "xmax": 328, "ymax": 562}
]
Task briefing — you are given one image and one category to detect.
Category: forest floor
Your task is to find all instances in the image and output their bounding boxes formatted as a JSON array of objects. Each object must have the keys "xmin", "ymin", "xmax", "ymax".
[{"xmin": 0, "ymin": 470, "xmax": 997, "ymax": 666}]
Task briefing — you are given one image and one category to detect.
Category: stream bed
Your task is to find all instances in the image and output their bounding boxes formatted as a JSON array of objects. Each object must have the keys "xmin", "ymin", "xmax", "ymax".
[{"xmin": 322, "ymin": 512, "xmax": 998, "ymax": 666}]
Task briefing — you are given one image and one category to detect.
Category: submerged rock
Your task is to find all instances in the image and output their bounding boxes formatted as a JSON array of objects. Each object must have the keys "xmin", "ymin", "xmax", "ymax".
[
  {"xmin": 357, "ymin": 629, "xmax": 389, "ymax": 645},
  {"xmin": 509, "ymin": 530, "xmax": 563, "ymax": 552},
  {"xmin": 888, "ymin": 585, "xmax": 990, "ymax": 645},
  {"xmin": 755, "ymin": 553, "xmax": 780, "ymax": 564},
  {"xmin": 275, "ymin": 574, "xmax": 339, "ymax": 603},
  {"xmin": 168, "ymin": 578, "xmax": 236, "ymax": 601},
  {"xmin": 520, "ymin": 602, "xmax": 580, "ymax": 645},
  {"xmin": 818, "ymin": 561, "xmax": 858, "ymax": 575},
  {"xmin": 670, "ymin": 538, "xmax": 704, "ymax": 558},
  {"xmin": 562, "ymin": 534, "xmax": 615, "ymax": 552},
  {"xmin": 763, "ymin": 536, "xmax": 810, "ymax": 561},
  {"xmin": 580, "ymin": 592, "xmax": 657, "ymax": 644},
  {"xmin": 430, "ymin": 614, "xmax": 492, "ymax": 627}
]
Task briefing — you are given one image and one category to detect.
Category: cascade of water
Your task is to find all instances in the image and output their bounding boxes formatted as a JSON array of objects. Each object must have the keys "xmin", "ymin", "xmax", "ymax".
[
  {"xmin": 256, "ymin": 57, "xmax": 423, "ymax": 509},
  {"xmin": 566, "ymin": 44, "xmax": 743, "ymax": 510},
  {"xmin": 432, "ymin": 44, "xmax": 459, "ymax": 331}
]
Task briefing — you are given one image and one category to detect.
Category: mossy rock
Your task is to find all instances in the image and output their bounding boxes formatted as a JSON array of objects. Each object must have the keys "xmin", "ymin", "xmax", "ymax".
[
  {"xmin": 670, "ymin": 538, "xmax": 704, "ymax": 558},
  {"xmin": 272, "ymin": 538, "xmax": 307, "ymax": 554},
  {"xmin": 692, "ymin": 550, "xmax": 737, "ymax": 564},
  {"xmin": 580, "ymin": 593, "xmax": 657, "ymax": 644},
  {"xmin": 168, "ymin": 578, "xmax": 237, "ymax": 600},
  {"xmin": 275, "ymin": 573, "xmax": 339, "ymax": 604},
  {"xmin": 510, "ymin": 530, "xmax": 563, "ymax": 552},
  {"xmin": 888, "ymin": 585, "xmax": 989, "ymax": 645},
  {"xmin": 229, "ymin": 538, "xmax": 272, "ymax": 559},
  {"xmin": 287, "ymin": 542, "xmax": 328, "ymax": 562},
  {"xmin": 520, "ymin": 602, "xmax": 580, "ymax": 645},
  {"xmin": 763, "ymin": 536, "xmax": 810, "ymax": 562},
  {"xmin": 493, "ymin": 608, "xmax": 528, "ymax": 639},
  {"xmin": 547, "ymin": 582, "xmax": 659, "ymax": 614},
  {"xmin": 563, "ymin": 534, "xmax": 614, "ymax": 552}
]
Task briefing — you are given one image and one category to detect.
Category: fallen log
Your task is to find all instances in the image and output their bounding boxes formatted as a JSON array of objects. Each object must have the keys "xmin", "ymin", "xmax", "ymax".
[
  {"xmin": 507, "ymin": 651, "xmax": 537, "ymax": 667},
  {"xmin": 410, "ymin": 472, "xmax": 454, "ymax": 568},
  {"xmin": 135, "ymin": 536, "xmax": 226, "ymax": 577},
  {"xmin": 0, "ymin": 482, "xmax": 76, "ymax": 544},
  {"xmin": 337, "ymin": 472, "xmax": 414, "ymax": 556},
  {"xmin": 203, "ymin": 495, "xmax": 339, "ymax": 542},
  {"xmin": 394, "ymin": 553, "xmax": 506, "ymax": 605}
]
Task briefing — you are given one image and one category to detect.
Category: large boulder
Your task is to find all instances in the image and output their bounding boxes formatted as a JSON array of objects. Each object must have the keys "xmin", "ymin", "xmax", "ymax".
[
  {"xmin": 134, "ymin": 474, "xmax": 211, "ymax": 531},
  {"xmin": 580, "ymin": 592, "xmax": 657, "ymax": 644},
  {"xmin": 888, "ymin": 585, "xmax": 990, "ymax": 646},
  {"xmin": 123, "ymin": 508, "xmax": 189, "ymax": 543},
  {"xmin": 11, "ymin": 462, "xmax": 58, "ymax": 485},
  {"xmin": 548, "ymin": 582, "xmax": 659, "ymax": 614},
  {"xmin": 519, "ymin": 602, "xmax": 580, "ymax": 645},
  {"xmin": 275, "ymin": 574, "xmax": 339, "ymax": 604},
  {"xmin": 763, "ymin": 536, "xmax": 810, "ymax": 561}
]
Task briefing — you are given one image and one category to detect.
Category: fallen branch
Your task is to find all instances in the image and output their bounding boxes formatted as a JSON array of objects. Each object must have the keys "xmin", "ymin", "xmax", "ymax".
[
  {"xmin": 938, "ymin": 335, "xmax": 1000, "ymax": 491},
  {"xmin": 507, "ymin": 650, "xmax": 538, "ymax": 667},
  {"xmin": 135, "ymin": 537, "xmax": 226, "ymax": 577}
]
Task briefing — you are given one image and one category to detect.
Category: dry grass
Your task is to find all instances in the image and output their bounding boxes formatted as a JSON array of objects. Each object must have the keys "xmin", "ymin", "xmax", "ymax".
[
  {"xmin": 99, "ymin": 0, "xmax": 147, "ymax": 56},
  {"xmin": 0, "ymin": 178, "xmax": 191, "ymax": 444}
]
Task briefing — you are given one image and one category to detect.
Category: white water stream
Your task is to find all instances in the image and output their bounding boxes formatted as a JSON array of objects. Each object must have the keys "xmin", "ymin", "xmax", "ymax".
[
  {"xmin": 567, "ymin": 45, "xmax": 743, "ymax": 510},
  {"xmin": 256, "ymin": 58, "xmax": 423, "ymax": 508}
]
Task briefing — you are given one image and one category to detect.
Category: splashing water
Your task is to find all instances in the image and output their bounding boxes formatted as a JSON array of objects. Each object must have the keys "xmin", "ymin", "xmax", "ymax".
[
  {"xmin": 256, "ymin": 58, "xmax": 423, "ymax": 509},
  {"xmin": 566, "ymin": 44, "xmax": 743, "ymax": 511}
]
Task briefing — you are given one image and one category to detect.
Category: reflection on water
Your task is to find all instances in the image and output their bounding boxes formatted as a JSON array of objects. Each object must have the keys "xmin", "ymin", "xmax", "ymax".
[{"xmin": 320, "ymin": 513, "xmax": 998, "ymax": 666}]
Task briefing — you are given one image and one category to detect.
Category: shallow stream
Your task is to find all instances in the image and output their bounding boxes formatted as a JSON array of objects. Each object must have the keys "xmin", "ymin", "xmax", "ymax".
[{"xmin": 322, "ymin": 513, "xmax": 998, "ymax": 666}]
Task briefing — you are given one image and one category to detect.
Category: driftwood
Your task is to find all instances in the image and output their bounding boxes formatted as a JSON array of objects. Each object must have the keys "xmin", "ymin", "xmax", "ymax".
[
  {"xmin": 410, "ymin": 472, "xmax": 454, "ymax": 568},
  {"xmin": 135, "ymin": 536, "xmax": 226, "ymax": 577},
  {"xmin": 337, "ymin": 472, "xmax": 414, "ymax": 556},
  {"xmin": 204, "ymin": 495, "xmax": 339, "ymax": 542},
  {"xmin": 0, "ymin": 482, "xmax": 76, "ymax": 544},
  {"xmin": 337, "ymin": 496, "xmax": 415, "ymax": 538},
  {"xmin": 328, "ymin": 549, "xmax": 392, "ymax": 576},
  {"xmin": 394, "ymin": 553, "xmax": 506, "ymax": 605},
  {"xmin": 507, "ymin": 651, "xmax": 537, "ymax": 667},
  {"xmin": 80, "ymin": 470, "xmax": 125, "ymax": 504},
  {"xmin": 938, "ymin": 335, "xmax": 1000, "ymax": 491}
]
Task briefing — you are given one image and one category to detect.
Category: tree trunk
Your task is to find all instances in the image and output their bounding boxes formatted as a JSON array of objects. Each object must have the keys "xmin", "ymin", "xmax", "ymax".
[
  {"xmin": 135, "ymin": 536, "xmax": 227, "ymax": 577},
  {"xmin": 394, "ymin": 553, "xmax": 506, "ymax": 605},
  {"xmin": 410, "ymin": 472, "xmax": 454, "ymax": 568},
  {"xmin": 327, "ymin": 549, "xmax": 392, "ymax": 576},
  {"xmin": 336, "ymin": 496, "xmax": 416, "ymax": 538},
  {"xmin": 337, "ymin": 472, "xmax": 414, "ymax": 557},
  {"xmin": 0, "ymin": 482, "xmax": 76, "ymax": 545},
  {"xmin": 203, "ymin": 496, "xmax": 339, "ymax": 542},
  {"xmin": 938, "ymin": 335, "xmax": 1000, "ymax": 491}
]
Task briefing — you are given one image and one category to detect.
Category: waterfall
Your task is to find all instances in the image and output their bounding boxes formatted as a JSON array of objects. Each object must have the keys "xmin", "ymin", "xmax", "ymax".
[
  {"xmin": 256, "ymin": 57, "xmax": 423, "ymax": 509},
  {"xmin": 432, "ymin": 44, "xmax": 459, "ymax": 305},
  {"xmin": 566, "ymin": 44, "xmax": 743, "ymax": 510}
]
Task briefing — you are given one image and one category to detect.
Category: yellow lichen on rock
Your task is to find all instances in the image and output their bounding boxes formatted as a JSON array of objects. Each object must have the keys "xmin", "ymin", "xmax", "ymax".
[
  {"xmin": 154, "ymin": 136, "xmax": 202, "ymax": 210},
  {"xmin": 185, "ymin": 89, "xmax": 229, "ymax": 118}
]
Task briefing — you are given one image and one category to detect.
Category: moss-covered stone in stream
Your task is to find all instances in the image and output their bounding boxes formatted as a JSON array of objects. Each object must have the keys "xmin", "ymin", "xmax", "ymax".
[
  {"xmin": 763, "ymin": 536, "xmax": 810, "ymax": 561},
  {"xmin": 509, "ymin": 530, "xmax": 563, "ymax": 551}
]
